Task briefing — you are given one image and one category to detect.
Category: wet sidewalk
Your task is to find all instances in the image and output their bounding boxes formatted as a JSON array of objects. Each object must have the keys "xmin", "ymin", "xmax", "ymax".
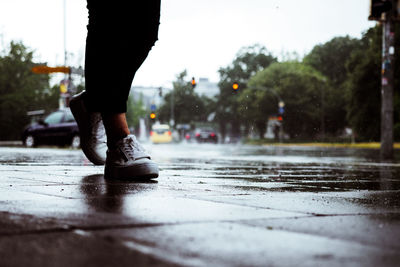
[{"xmin": 0, "ymin": 145, "xmax": 400, "ymax": 266}]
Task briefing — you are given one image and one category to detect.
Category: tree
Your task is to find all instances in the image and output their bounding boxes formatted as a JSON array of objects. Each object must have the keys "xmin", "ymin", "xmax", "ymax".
[
  {"xmin": 126, "ymin": 92, "xmax": 147, "ymax": 131},
  {"xmin": 344, "ymin": 24, "xmax": 400, "ymax": 142},
  {"xmin": 304, "ymin": 36, "xmax": 361, "ymax": 86},
  {"xmin": 247, "ymin": 61, "xmax": 327, "ymax": 139},
  {"xmin": 0, "ymin": 41, "xmax": 53, "ymax": 140},
  {"xmin": 237, "ymin": 88, "xmax": 277, "ymax": 139},
  {"xmin": 345, "ymin": 26, "xmax": 383, "ymax": 141},
  {"xmin": 158, "ymin": 70, "xmax": 207, "ymax": 125},
  {"xmin": 217, "ymin": 44, "xmax": 277, "ymax": 140},
  {"xmin": 304, "ymin": 36, "xmax": 362, "ymax": 135}
]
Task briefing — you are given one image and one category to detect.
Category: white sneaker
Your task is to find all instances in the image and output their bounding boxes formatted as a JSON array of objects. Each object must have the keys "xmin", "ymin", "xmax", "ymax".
[
  {"xmin": 105, "ymin": 135, "xmax": 159, "ymax": 179},
  {"xmin": 70, "ymin": 91, "xmax": 107, "ymax": 165}
]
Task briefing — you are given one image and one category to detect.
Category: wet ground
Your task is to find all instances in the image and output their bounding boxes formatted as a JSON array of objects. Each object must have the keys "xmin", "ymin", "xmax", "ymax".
[{"xmin": 0, "ymin": 143, "xmax": 399, "ymax": 266}]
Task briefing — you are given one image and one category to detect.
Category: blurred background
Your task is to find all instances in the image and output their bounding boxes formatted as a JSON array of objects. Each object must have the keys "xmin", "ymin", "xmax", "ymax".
[{"xmin": 0, "ymin": 0, "xmax": 397, "ymax": 148}]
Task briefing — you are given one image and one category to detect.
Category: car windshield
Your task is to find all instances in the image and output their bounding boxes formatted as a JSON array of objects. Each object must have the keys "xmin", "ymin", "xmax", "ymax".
[
  {"xmin": 63, "ymin": 109, "xmax": 75, "ymax": 123},
  {"xmin": 44, "ymin": 111, "xmax": 64, "ymax": 125},
  {"xmin": 197, "ymin": 128, "xmax": 214, "ymax": 133},
  {"xmin": 153, "ymin": 129, "xmax": 168, "ymax": 134}
]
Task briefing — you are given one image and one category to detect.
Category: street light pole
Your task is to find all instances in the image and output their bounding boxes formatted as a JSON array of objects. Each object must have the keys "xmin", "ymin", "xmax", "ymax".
[
  {"xmin": 321, "ymin": 79, "xmax": 326, "ymax": 142},
  {"xmin": 63, "ymin": 0, "xmax": 67, "ymax": 67},
  {"xmin": 170, "ymin": 90, "xmax": 175, "ymax": 127}
]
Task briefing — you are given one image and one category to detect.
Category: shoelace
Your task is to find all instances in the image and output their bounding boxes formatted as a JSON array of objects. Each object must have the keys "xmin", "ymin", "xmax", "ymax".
[{"xmin": 122, "ymin": 135, "xmax": 144, "ymax": 159}]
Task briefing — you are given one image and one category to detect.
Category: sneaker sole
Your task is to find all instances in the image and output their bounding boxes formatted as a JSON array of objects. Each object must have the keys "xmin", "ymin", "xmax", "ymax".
[{"xmin": 104, "ymin": 162, "xmax": 159, "ymax": 180}]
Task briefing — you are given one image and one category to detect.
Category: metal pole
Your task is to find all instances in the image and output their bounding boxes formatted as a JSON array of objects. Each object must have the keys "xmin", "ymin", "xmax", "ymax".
[
  {"xmin": 170, "ymin": 90, "xmax": 175, "ymax": 127},
  {"xmin": 380, "ymin": 12, "xmax": 395, "ymax": 159},
  {"xmin": 63, "ymin": 0, "xmax": 67, "ymax": 66},
  {"xmin": 321, "ymin": 82, "xmax": 325, "ymax": 141},
  {"xmin": 59, "ymin": 0, "xmax": 68, "ymax": 109}
]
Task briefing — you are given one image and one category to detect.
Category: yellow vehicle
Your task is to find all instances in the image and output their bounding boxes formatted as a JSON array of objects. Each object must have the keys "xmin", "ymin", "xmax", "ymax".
[{"xmin": 150, "ymin": 124, "xmax": 172, "ymax": 144}]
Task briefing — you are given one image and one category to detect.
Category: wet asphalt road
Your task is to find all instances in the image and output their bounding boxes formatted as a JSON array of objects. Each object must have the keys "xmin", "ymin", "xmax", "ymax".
[{"xmin": 0, "ymin": 143, "xmax": 400, "ymax": 266}]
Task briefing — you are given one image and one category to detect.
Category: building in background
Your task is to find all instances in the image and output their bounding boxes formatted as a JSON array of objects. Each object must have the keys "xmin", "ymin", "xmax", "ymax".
[{"xmin": 194, "ymin": 78, "xmax": 219, "ymax": 98}]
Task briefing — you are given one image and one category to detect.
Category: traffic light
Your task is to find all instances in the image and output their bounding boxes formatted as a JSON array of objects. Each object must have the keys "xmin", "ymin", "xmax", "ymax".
[
  {"xmin": 369, "ymin": 0, "xmax": 393, "ymax": 20},
  {"xmin": 232, "ymin": 82, "xmax": 239, "ymax": 94},
  {"xmin": 158, "ymin": 87, "xmax": 162, "ymax": 97},
  {"xmin": 232, "ymin": 82, "xmax": 239, "ymax": 91},
  {"xmin": 150, "ymin": 112, "xmax": 156, "ymax": 120},
  {"xmin": 191, "ymin": 77, "xmax": 196, "ymax": 88}
]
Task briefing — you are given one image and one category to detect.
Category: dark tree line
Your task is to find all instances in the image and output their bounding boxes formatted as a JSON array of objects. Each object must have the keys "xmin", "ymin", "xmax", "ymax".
[
  {"xmin": 213, "ymin": 24, "xmax": 400, "ymax": 142},
  {"xmin": 0, "ymin": 42, "xmax": 58, "ymax": 140}
]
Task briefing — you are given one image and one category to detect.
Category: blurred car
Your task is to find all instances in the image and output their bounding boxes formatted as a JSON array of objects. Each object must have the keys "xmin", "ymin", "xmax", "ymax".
[
  {"xmin": 194, "ymin": 127, "xmax": 218, "ymax": 143},
  {"xmin": 184, "ymin": 131, "xmax": 194, "ymax": 142},
  {"xmin": 22, "ymin": 108, "xmax": 80, "ymax": 148},
  {"xmin": 150, "ymin": 124, "xmax": 172, "ymax": 144}
]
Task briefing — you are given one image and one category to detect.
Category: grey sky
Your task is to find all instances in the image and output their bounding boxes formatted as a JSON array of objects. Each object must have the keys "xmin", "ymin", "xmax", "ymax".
[{"xmin": 0, "ymin": 0, "xmax": 376, "ymax": 87}]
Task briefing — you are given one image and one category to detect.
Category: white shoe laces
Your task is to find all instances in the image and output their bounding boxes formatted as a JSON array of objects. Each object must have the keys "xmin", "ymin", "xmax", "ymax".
[{"xmin": 122, "ymin": 135, "xmax": 145, "ymax": 159}]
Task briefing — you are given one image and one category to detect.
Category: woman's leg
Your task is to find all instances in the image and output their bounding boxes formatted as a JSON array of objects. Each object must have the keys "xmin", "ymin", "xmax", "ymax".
[
  {"xmin": 84, "ymin": 1, "xmax": 161, "ymax": 115},
  {"xmin": 83, "ymin": 0, "xmax": 161, "ymax": 178}
]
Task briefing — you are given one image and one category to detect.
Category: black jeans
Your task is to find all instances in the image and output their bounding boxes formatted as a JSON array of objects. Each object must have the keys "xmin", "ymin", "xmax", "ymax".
[{"xmin": 84, "ymin": 0, "xmax": 161, "ymax": 113}]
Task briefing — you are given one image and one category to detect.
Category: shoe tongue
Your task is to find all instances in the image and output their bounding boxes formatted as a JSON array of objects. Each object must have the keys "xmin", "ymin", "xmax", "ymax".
[
  {"xmin": 123, "ymin": 134, "xmax": 136, "ymax": 143},
  {"xmin": 126, "ymin": 134, "xmax": 136, "ymax": 140}
]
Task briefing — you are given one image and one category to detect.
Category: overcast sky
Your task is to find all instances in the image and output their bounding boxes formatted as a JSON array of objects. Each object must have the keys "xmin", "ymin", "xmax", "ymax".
[{"xmin": 0, "ymin": 0, "xmax": 376, "ymax": 87}]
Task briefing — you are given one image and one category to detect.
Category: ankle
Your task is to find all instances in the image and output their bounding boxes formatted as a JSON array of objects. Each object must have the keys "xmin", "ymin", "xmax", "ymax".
[{"xmin": 101, "ymin": 113, "xmax": 130, "ymax": 146}]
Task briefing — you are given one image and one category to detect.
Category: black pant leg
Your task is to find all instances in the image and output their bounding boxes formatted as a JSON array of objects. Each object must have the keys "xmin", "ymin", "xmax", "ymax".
[{"xmin": 84, "ymin": 0, "xmax": 161, "ymax": 113}]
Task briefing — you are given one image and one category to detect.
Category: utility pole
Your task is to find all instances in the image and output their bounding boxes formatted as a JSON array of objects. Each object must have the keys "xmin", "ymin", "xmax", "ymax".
[
  {"xmin": 381, "ymin": 15, "xmax": 395, "ymax": 159},
  {"xmin": 369, "ymin": 0, "xmax": 398, "ymax": 159},
  {"xmin": 63, "ymin": 0, "xmax": 67, "ymax": 67},
  {"xmin": 59, "ymin": 0, "xmax": 68, "ymax": 109},
  {"xmin": 320, "ymin": 79, "xmax": 326, "ymax": 142}
]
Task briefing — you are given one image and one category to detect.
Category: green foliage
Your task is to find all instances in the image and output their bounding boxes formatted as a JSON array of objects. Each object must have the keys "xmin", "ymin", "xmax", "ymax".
[
  {"xmin": 304, "ymin": 36, "xmax": 361, "ymax": 86},
  {"xmin": 345, "ymin": 26, "xmax": 382, "ymax": 141},
  {"xmin": 238, "ymin": 87, "xmax": 276, "ymax": 138},
  {"xmin": 126, "ymin": 93, "xmax": 147, "ymax": 130},
  {"xmin": 158, "ymin": 70, "xmax": 207, "ymax": 125},
  {"xmin": 248, "ymin": 61, "xmax": 327, "ymax": 139},
  {"xmin": 304, "ymin": 36, "xmax": 363, "ymax": 134},
  {"xmin": 217, "ymin": 44, "xmax": 277, "ymax": 138},
  {"xmin": 0, "ymin": 41, "xmax": 55, "ymax": 140}
]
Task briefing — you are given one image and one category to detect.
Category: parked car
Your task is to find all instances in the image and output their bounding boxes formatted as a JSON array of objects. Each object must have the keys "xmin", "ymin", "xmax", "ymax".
[
  {"xmin": 184, "ymin": 131, "xmax": 194, "ymax": 142},
  {"xmin": 150, "ymin": 124, "xmax": 172, "ymax": 144},
  {"xmin": 22, "ymin": 108, "xmax": 80, "ymax": 148},
  {"xmin": 194, "ymin": 127, "xmax": 218, "ymax": 143}
]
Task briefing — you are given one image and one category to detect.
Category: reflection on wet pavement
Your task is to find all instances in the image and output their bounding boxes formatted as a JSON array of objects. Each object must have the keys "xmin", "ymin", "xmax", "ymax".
[
  {"xmin": 80, "ymin": 174, "xmax": 159, "ymax": 214},
  {"xmin": 0, "ymin": 144, "xmax": 399, "ymax": 266}
]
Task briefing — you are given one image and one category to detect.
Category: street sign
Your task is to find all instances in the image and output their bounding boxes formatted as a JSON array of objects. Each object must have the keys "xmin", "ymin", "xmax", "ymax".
[
  {"xmin": 32, "ymin": 66, "xmax": 70, "ymax": 74},
  {"xmin": 279, "ymin": 107, "xmax": 285, "ymax": 114},
  {"xmin": 150, "ymin": 104, "xmax": 156, "ymax": 111},
  {"xmin": 32, "ymin": 66, "xmax": 84, "ymax": 76}
]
